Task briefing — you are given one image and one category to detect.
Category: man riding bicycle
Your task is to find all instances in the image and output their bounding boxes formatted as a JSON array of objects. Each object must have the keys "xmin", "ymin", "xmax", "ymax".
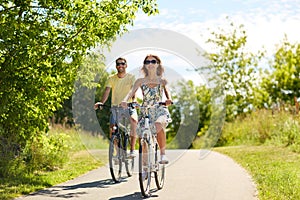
[{"xmin": 94, "ymin": 57, "xmax": 137, "ymax": 158}]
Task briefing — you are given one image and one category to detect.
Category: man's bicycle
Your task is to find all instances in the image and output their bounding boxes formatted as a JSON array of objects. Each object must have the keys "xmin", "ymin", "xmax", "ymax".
[
  {"xmin": 133, "ymin": 102, "xmax": 170, "ymax": 197},
  {"xmin": 96, "ymin": 103, "xmax": 135, "ymax": 183}
]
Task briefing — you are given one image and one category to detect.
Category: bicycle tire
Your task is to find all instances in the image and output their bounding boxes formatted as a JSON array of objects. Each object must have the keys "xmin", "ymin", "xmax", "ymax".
[
  {"xmin": 139, "ymin": 138, "xmax": 151, "ymax": 197},
  {"xmin": 154, "ymin": 143, "xmax": 165, "ymax": 189},
  {"xmin": 124, "ymin": 134, "xmax": 134, "ymax": 177},
  {"xmin": 109, "ymin": 135, "xmax": 122, "ymax": 183}
]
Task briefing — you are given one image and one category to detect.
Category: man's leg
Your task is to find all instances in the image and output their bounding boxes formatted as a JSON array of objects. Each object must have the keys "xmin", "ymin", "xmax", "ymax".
[{"xmin": 130, "ymin": 117, "xmax": 137, "ymax": 152}]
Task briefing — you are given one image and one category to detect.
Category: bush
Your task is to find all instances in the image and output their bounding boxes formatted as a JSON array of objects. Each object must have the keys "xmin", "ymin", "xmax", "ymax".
[
  {"xmin": 22, "ymin": 132, "xmax": 71, "ymax": 173},
  {"xmin": 218, "ymin": 109, "xmax": 300, "ymax": 153}
]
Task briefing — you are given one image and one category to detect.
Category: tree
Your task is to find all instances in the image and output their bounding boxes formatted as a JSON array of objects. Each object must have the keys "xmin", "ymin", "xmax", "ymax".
[
  {"xmin": 262, "ymin": 36, "xmax": 300, "ymax": 108},
  {"xmin": 167, "ymin": 80, "xmax": 200, "ymax": 149},
  {"xmin": 0, "ymin": 0, "xmax": 158, "ymax": 174},
  {"xmin": 202, "ymin": 19, "xmax": 264, "ymax": 121}
]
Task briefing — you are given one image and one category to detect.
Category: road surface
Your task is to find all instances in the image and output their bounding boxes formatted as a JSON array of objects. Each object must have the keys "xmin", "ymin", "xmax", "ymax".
[{"xmin": 15, "ymin": 149, "xmax": 258, "ymax": 200}]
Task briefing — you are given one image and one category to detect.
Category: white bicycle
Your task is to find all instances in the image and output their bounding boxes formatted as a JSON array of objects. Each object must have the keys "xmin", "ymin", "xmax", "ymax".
[{"xmin": 133, "ymin": 102, "xmax": 170, "ymax": 197}]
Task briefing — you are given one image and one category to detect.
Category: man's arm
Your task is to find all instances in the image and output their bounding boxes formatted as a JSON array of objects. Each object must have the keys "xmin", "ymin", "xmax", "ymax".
[
  {"xmin": 100, "ymin": 87, "xmax": 111, "ymax": 103},
  {"xmin": 94, "ymin": 86, "xmax": 111, "ymax": 110}
]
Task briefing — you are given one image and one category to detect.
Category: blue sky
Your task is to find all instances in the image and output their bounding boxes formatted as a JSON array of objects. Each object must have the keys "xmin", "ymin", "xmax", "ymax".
[{"xmin": 105, "ymin": 0, "xmax": 300, "ymax": 86}]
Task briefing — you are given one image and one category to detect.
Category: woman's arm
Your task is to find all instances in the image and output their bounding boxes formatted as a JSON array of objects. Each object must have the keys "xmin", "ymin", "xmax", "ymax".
[
  {"xmin": 162, "ymin": 78, "xmax": 172, "ymax": 105},
  {"xmin": 121, "ymin": 78, "xmax": 142, "ymax": 107}
]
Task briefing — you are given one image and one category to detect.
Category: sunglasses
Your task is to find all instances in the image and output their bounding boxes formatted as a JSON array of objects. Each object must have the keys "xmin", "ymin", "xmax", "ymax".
[
  {"xmin": 144, "ymin": 60, "xmax": 157, "ymax": 65},
  {"xmin": 116, "ymin": 62, "xmax": 126, "ymax": 66}
]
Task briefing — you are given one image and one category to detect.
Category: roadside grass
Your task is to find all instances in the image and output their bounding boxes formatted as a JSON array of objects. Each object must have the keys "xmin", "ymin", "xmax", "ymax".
[
  {"xmin": 209, "ymin": 109, "xmax": 300, "ymax": 200},
  {"xmin": 214, "ymin": 145, "xmax": 300, "ymax": 200},
  {"xmin": 0, "ymin": 127, "xmax": 108, "ymax": 200}
]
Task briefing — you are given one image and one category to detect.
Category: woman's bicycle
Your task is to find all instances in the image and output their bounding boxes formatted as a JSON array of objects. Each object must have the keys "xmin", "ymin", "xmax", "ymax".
[
  {"xmin": 133, "ymin": 102, "xmax": 170, "ymax": 197},
  {"xmin": 96, "ymin": 103, "xmax": 135, "ymax": 183}
]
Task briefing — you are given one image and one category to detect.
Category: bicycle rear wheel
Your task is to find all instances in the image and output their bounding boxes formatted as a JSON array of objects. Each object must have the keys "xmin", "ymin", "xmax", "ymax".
[
  {"xmin": 124, "ymin": 134, "xmax": 134, "ymax": 177},
  {"xmin": 154, "ymin": 143, "xmax": 165, "ymax": 189},
  {"xmin": 109, "ymin": 135, "xmax": 122, "ymax": 183},
  {"xmin": 139, "ymin": 138, "xmax": 151, "ymax": 197}
]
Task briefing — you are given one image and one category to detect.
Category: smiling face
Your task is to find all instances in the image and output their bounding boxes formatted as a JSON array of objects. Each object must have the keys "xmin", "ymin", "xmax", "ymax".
[
  {"xmin": 144, "ymin": 56, "xmax": 158, "ymax": 71},
  {"xmin": 115, "ymin": 58, "xmax": 127, "ymax": 73}
]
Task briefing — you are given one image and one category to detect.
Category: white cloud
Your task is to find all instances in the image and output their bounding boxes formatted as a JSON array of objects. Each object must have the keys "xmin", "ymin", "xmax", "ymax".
[{"xmin": 132, "ymin": 0, "xmax": 300, "ymax": 55}]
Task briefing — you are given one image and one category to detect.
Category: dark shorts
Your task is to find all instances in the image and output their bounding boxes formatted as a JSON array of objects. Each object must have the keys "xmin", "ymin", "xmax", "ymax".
[{"xmin": 110, "ymin": 106, "xmax": 137, "ymax": 125}]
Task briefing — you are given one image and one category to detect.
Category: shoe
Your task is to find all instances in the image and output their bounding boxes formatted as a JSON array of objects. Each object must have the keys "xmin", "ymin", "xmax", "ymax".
[
  {"xmin": 159, "ymin": 155, "xmax": 169, "ymax": 164},
  {"xmin": 128, "ymin": 150, "xmax": 136, "ymax": 158}
]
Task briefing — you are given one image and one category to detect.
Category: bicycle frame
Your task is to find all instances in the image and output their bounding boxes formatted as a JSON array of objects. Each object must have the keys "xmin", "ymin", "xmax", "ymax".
[{"xmin": 135, "ymin": 103, "xmax": 166, "ymax": 197}]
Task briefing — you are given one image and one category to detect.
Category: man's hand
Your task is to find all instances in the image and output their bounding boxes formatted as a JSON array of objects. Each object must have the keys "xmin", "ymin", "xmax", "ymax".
[
  {"xmin": 94, "ymin": 102, "xmax": 103, "ymax": 110},
  {"xmin": 165, "ymin": 99, "xmax": 173, "ymax": 106},
  {"xmin": 121, "ymin": 101, "xmax": 127, "ymax": 108}
]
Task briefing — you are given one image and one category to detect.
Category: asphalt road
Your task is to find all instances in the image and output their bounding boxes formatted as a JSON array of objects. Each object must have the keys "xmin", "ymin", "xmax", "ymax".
[{"xmin": 15, "ymin": 149, "xmax": 258, "ymax": 200}]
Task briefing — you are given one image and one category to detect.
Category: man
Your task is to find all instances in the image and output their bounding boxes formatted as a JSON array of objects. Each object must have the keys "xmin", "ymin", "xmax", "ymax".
[{"xmin": 94, "ymin": 57, "xmax": 137, "ymax": 157}]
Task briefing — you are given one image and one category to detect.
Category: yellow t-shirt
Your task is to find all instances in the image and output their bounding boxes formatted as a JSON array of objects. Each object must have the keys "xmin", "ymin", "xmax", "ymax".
[{"xmin": 107, "ymin": 73, "xmax": 135, "ymax": 106}]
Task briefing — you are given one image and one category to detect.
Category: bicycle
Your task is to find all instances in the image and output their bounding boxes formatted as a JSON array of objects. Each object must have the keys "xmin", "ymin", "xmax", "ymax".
[
  {"xmin": 133, "ymin": 102, "xmax": 171, "ymax": 197},
  {"xmin": 96, "ymin": 103, "xmax": 135, "ymax": 183}
]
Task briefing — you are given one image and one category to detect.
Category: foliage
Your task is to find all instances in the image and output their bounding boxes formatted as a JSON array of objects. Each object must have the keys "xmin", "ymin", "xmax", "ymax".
[
  {"xmin": 218, "ymin": 109, "xmax": 300, "ymax": 153},
  {"xmin": 167, "ymin": 80, "xmax": 201, "ymax": 149},
  {"xmin": 0, "ymin": 0, "xmax": 158, "ymax": 175},
  {"xmin": 261, "ymin": 36, "xmax": 300, "ymax": 104},
  {"xmin": 0, "ymin": 127, "xmax": 108, "ymax": 200},
  {"xmin": 168, "ymin": 80, "xmax": 224, "ymax": 149},
  {"xmin": 203, "ymin": 19, "xmax": 264, "ymax": 121}
]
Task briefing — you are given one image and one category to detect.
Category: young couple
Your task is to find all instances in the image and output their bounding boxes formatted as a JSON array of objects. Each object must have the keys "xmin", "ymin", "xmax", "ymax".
[{"xmin": 95, "ymin": 54, "xmax": 172, "ymax": 164}]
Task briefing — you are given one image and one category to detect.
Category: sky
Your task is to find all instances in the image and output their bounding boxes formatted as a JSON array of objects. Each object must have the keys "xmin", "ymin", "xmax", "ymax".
[{"xmin": 105, "ymin": 0, "xmax": 300, "ymax": 86}]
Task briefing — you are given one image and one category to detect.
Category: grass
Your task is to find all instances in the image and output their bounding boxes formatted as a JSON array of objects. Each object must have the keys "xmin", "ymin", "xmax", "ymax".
[
  {"xmin": 0, "ymin": 127, "xmax": 109, "ymax": 200},
  {"xmin": 2, "ymin": 110, "xmax": 300, "ymax": 200},
  {"xmin": 214, "ymin": 145, "xmax": 300, "ymax": 200}
]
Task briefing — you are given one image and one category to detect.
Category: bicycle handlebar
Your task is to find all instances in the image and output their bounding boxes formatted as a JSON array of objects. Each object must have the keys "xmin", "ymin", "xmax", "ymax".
[
  {"xmin": 95, "ymin": 102, "xmax": 139, "ymax": 110},
  {"xmin": 128, "ymin": 101, "xmax": 173, "ymax": 109}
]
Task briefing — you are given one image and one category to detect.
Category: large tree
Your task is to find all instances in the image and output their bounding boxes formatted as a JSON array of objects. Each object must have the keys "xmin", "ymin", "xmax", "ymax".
[
  {"xmin": 202, "ymin": 20, "xmax": 264, "ymax": 121},
  {"xmin": 0, "ymin": 0, "xmax": 158, "ymax": 155}
]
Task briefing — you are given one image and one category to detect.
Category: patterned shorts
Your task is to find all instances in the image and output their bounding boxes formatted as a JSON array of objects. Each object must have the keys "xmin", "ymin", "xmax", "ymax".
[{"xmin": 136, "ymin": 105, "xmax": 172, "ymax": 137}]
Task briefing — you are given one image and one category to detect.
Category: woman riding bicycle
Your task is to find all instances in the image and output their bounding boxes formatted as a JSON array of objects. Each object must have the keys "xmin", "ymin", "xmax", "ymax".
[{"xmin": 121, "ymin": 54, "xmax": 172, "ymax": 164}]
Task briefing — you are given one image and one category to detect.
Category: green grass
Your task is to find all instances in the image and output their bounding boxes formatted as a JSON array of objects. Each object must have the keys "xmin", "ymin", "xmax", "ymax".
[
  {"xmin": 214, "ymin": 145, "xmax": 300, "ymax": 200},
  {"xmin": 0, "ymin": 127, "xmax": 109, "ymax": 200}
]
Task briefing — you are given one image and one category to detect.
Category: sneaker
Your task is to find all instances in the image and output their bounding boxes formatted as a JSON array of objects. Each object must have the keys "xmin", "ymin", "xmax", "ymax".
[
  {"xmin": 128, "ymin": 150, "xmax": 136, "ymax": 158},
  {"xmin": 159, "ymin": 155, "xmax": 169, "ymax": 164}
]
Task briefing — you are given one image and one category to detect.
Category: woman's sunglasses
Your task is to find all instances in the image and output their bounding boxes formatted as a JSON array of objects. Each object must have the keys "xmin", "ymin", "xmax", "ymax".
[{"xmin": 144, "ymin": 60, "xmax": 157, "ymax": 65}]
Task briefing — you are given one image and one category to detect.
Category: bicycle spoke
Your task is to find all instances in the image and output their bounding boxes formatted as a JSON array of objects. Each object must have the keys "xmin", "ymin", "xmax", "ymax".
[
  {"xmin": 139, "ymin": 139, "xmax": 151, "ymax": 197},
  {"xmin": 154, "ymin": 143, "xmax": 165, "ymax": 189},
  {"xmin": 124, "ymin": 134, "xmax": 134, "ymax": 177},
  {"xmin": 109, "ymin": 136, "xmax": 122, "ymax": 183}
]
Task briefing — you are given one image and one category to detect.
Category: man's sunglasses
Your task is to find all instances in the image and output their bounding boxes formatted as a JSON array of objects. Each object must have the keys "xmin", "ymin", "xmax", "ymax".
[
  {"xmin": 116, "ymin": 62, "xmax": 126, "ymax": 66},
  {"xmin": 144, "ymin": 60, "xmax": 157, "ymax": 65}
]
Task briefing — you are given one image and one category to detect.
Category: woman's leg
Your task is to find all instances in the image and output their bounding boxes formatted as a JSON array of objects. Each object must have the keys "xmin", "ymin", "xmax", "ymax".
[{"xmin": 155, "ymin": 122, "xmax": 166, "ymax": 155}]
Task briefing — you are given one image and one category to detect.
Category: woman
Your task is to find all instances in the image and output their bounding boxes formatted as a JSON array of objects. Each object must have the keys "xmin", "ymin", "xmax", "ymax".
[{"xmin": 121, "ymin": 54, "xmax": 172, "ymax": 164}]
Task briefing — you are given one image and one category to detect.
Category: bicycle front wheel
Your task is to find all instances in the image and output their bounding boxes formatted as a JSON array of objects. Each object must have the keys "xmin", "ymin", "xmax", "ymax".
[
  {"xmin": 109, "ymin": 135, "xmax": 122, "ymax": 183},
  {"xmin": 139, "ymin": 138, "xmax": 151, "ymax": 197},
  {"xmin": 124, "ymin": 134, "xmax": 134, "ymax": 177},
  {"xmin": 154, "ymin": 143, "xmax": 165, "ymax": 189}
]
